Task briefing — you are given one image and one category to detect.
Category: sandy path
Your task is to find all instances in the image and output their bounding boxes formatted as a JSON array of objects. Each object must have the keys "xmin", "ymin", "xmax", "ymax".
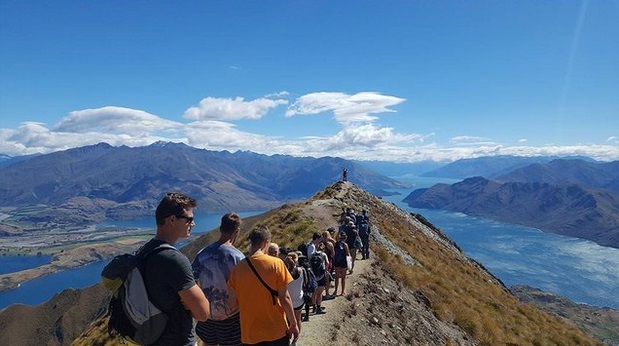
[{"xmin": 295, "ymin": 255, "xmax": 374, "ymax": 346}]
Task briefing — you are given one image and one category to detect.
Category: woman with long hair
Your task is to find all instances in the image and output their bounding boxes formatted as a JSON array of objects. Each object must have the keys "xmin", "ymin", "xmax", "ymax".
[{"xmin": 284, "ymin": 252, "xmax": 305, "ymax": 338}]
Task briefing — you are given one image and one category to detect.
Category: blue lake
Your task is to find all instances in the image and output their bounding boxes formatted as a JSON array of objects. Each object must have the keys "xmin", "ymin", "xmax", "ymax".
[
  {"xmin": 0, "ymin": 210, "xmax": 263, "ymax": 310},
  {"xmin": 383, "ymin": 177, "xmax": 619, "ymax": 310},
  {"xmin": 2, "ymin": 178, "xmax": 619, "ymax": 311},
  {"xmin": 0, "ymin": 254, "xmax": 53, "ymax": 275}
]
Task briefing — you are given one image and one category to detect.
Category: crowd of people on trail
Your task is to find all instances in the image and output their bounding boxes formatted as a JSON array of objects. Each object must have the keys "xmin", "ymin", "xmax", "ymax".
[{"xmin": 119, "ymin": 191, "xmax": 372, "ymax": 346}]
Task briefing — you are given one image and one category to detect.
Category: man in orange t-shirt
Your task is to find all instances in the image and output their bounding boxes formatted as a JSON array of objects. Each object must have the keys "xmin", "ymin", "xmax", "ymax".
[{"xmin": 228, "ymin": 226, "xmax": 299, "ymax": 345}]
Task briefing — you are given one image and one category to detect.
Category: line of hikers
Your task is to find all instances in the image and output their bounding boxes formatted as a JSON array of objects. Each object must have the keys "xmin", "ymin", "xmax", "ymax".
[
  {"xmin": 110, "ymin": 193, "xmax": 371, "ymax": 346},
  {"xmin": 192, "ymin": 206, "xmax": 372, "ymax": 346}
]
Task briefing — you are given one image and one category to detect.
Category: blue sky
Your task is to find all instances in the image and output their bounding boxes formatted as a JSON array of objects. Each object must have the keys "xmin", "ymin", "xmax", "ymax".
[{"xmin": 1, "ymin": 0, "xmax": 618, "ymax": 162}]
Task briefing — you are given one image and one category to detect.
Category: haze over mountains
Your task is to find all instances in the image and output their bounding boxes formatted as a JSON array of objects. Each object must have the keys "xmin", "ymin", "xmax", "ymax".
[
  {"xmin": 405, "ymin": 159, "xmax": 619, "ymax": 248},
  {"xmin": 0, "ymin": 142, "xmax": 406, "ymax": 225},
  {"xmin": 2, "ymin": 144, "xmax": 618, "ymax": 248}
]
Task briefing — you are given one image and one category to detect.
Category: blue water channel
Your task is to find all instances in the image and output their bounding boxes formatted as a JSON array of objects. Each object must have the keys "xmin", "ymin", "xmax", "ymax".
[
  {"xmin": 0, "ymin": 210, "xmax": 263, "ymax": 310},
  {"xmin": 2, "ymin": 177, "xmax": 619, "ymax": 311}
]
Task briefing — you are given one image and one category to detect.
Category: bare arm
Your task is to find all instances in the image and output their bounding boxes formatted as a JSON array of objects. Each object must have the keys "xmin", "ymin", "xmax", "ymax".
[
  {"xmin": 178, "ymin": 283, "xmax": 210, "ymax": 322},
  {"xmin": 278, "ymin": 284, "xmax": 299, "ymax": 342}
]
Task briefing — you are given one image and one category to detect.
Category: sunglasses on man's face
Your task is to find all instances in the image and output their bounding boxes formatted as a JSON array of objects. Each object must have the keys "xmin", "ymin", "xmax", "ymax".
[{"xmin": 167, "ymin": 214, "xmax": 194, "ymax": 224}]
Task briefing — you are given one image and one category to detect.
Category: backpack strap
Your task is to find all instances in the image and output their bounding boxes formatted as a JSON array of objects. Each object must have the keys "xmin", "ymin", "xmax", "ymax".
[
  {"xmin": 245, "ymin": 258, "xmax": 278, "ymax": 305},
  {"xmin": 301, "ymin": 266, "xmax": 309, "ymax": 289},
  {"xmin": 139, "ymin": 242, "xmax": 176, "ymax": 259},
  {"xmin": 137, "ymin": 243, "xmax": 177, "ymax": 278},
  {"xmin": 137, "ymin": 242, "xmax": 176, "ymax": 310}
]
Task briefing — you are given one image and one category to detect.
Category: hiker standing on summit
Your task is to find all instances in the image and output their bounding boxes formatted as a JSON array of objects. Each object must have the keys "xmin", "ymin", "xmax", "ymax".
[
  {"xmin": 142, "ymin": 192, "xmax": 210, "ymax": 346},
  {"xmin": 192, "ymin": 213, "xmax": 244, "ymax": 346},
  {"xmin": 228, "ymin": 226, "xmax": 299, "ymax": 345}
]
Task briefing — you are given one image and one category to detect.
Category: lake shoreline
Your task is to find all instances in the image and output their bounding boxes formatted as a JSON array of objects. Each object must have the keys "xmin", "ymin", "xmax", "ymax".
[{"xmin": 0, "ymin": 235, "xmax": 150, "ymax": 292}]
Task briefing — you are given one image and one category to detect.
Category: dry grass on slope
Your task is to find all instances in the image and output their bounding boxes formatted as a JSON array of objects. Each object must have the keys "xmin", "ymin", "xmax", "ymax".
[
  {"xmin": 241, "ymin": 182, "xmax": 602, "ymax": 345},
  {"xmin": 73, "ymin": 182, "xmax": 603, "ymax": 346},
  {"xmin": 359, "ymin": 191, "xmax": 602, "ymax": 345}
]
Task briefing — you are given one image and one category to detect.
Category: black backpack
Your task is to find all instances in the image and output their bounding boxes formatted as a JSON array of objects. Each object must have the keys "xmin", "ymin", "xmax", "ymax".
[
  {"xmin": 302, "ymin": 265, "xmax": 317, "ymax": 294},
  {"xmin": 309, "ymin": 253, "xmax": 326, "ymax": 279},
  {"xmin": 334, "ymin": 241, "xmax": 346, "ymax": 264},
  {"xmin": 297, "ymin": 242, "xmax": 310, "ymax": 257},
  {"xmin": 101, "ymin": 243, "xmax": 174, "ymax": 345}
]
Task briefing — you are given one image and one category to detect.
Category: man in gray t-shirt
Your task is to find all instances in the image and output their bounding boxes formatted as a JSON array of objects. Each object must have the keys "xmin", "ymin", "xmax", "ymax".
[{"xmin": 144, "ymin": 192, "xmax": 210, "ymax": 346}]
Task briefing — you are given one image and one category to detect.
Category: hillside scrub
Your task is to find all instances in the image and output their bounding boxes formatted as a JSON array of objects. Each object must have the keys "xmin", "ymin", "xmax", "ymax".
[{"xmin": 70, "ymin": 182, "xmax": 603, "ymax": 345}]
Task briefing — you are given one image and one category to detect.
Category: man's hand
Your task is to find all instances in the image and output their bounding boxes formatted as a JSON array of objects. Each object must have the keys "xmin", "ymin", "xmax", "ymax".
[{"xmin": 287, "ymin": 323, "xmax": 300, "ymax": 343}]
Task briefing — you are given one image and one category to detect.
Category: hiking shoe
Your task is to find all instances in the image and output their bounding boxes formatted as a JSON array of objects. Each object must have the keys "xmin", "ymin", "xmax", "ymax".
[{"xmin": 323, "ymin": 294, "xmax": 335, "ymax": 300}]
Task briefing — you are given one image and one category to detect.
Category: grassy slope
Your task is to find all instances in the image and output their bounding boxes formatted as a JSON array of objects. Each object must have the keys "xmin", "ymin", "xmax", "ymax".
[{"xmin": 72, "ymin": 182, "xmax": 602, "ymax": 346}]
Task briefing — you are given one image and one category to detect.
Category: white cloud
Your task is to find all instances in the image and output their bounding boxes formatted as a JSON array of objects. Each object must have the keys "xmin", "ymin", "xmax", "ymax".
[
  {"xmin": 0, "ymin": 121, "xmax": 181, "ymax": 156},
  {"xmin": 326, "ymin": 124, "xmax": 428, "ymax": 150},
  {"xmin": 183, "ymin": 96, "xmax": 288, "ymax": 121},
  {"xmin": 1, "ymin": 93, "xmax": 618, "ymax": 164},
  {"xmin": 53, "ymin": 106, "xmax": 183, "ymax": 135},
  {"xmin": 185, "ymin": 120, "xmax": 272, "ymax": 151},
  {"xmin": 286, "ymin": 92, "xmax": 406, "ymax": 123},
  {"xmin": 266, "ymin": 91, "xmax": 290, "ymax": 98},
  {"xmin": 450, "ymin": 136, "xmax": 497, "ymax": 146},
  {"xmin": 518, "ymin": 138, "xmax": 528, "ymax": 143}
]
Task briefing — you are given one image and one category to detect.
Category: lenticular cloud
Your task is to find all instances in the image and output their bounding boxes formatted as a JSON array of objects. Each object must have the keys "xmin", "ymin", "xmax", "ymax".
[
  {"xmin": 286, "ymin": 92, "xmax": 406, "ymax": 123},
  {"xmin": 53, "ymin": 106, "xmax": 182, "ymax": 135}
]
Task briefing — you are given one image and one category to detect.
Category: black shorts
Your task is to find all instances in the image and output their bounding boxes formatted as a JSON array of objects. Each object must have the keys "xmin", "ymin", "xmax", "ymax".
[
  {"xmin": 243, "ymin": 334, "xmax": 289, "ymax": 346},
  {"xmin": 196, "ymin": 312, "xmax": 241, "ymax": 346},
  {"xmin": 317, "ymin": 277, "xmax": 327, "ymax": 286},
  {"xmin": 333, "ymin": 257, "xmax": 347, "ymax": 268}
]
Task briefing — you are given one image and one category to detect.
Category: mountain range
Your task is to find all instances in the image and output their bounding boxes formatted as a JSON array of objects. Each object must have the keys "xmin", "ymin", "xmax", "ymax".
[
  {"xmin": 422, "ymin": 155, "xmax": 598, "ymax": 179},
  {"xmin": 404, "ymin": 159, "xmax": 619, "ymax": 248},
  {"xmin": 0, "ymin": 142, "xmax": 407, "ymax": 225}
]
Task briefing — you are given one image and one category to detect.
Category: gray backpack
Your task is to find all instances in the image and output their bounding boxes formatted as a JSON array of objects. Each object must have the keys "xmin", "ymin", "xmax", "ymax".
[{"xmin": 101, "ymin": 243, "xmax": 175, "ymax": 345}]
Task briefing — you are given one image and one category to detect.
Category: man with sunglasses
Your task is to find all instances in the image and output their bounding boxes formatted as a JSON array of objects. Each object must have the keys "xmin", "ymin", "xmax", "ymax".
[{"xmin": 139, "ymin": 192, "xmax": 211, "ymax": 346}]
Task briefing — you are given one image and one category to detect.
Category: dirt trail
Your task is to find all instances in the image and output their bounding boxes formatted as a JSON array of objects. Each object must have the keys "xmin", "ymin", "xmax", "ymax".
[{"xmin": 296, "ymin": 255, "xmax": 374, "ymax": 346}]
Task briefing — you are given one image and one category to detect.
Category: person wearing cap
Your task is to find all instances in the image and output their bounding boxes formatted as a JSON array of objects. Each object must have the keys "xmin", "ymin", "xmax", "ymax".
[{"xmin": 332, "ymin": 232, "xmax": 351, "ymax": 296}]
